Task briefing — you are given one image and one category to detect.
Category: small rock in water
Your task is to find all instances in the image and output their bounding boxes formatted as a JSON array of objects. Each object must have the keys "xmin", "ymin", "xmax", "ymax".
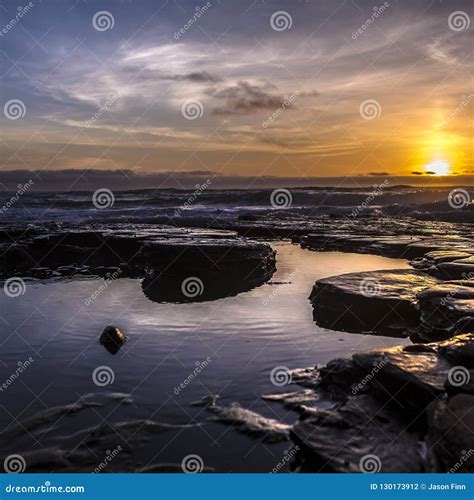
[{"xmin": 100, "ymin": 325, "xmax": 128, "ymax": 354}]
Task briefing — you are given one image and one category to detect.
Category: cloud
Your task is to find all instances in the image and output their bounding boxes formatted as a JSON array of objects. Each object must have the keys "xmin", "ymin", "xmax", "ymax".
[
  {"xmin": 207, "ymin": 81, "xmax": 290, "ymax": 115},
  {"xmin": 162, "ymin": 71, "xmax": 222, "ymax": 83},
  {"xmin": 412, "ymin": 171, "xmax": 436, "ymax": 176}
]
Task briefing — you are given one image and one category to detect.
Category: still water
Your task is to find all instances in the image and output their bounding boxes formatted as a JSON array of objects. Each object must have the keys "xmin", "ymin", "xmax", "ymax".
[{"xmin": 0, "ymin": 243, "xmax": 410, "ymax": 472}]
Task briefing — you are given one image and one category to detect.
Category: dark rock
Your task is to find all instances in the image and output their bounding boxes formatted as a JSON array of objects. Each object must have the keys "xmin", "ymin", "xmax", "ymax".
[
  {"xmin": 455, "ymin": 316, "xmax": 474, "ymax": 334},
  {"xmin": 141, "ymin": 238, "xmax": 276, "ymax": 303},
  {"xmin": 309, "ymin": 269, "xmax": 438, "ymax": 336},
  {"xmin": 416, "ymin": 281, "xmax": 474, "ymax": 340},
  {"xmin": 428, "ymin": 394, "xmax": 474, "ymax": 472},
  {"xmin": 1, "ymin": 225, "xmax": 276, "ymax": 304},
  {"xmin": 437, "ymin": 333, "xmax": 474, "ymax": 368},
  {"xmin": 291, "ymin": 395, "xmax": 425, "ymax": 472},
  {"xmin": 317, "ymin": 343, "xmax": 451, "ymax": 419},
  {"xmin": 437, "ymin": 255, "xmax": 474, "ymax": 280},
  {"xmin": 100, "ymin": 325, "xmax": 128, "ymax": 354},
  {"xmin": 411, "ymin": 250, "xmax": 472, "ymax": 271}
]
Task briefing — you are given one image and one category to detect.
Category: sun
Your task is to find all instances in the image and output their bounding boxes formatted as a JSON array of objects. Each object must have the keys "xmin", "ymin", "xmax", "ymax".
[{"xmin": 424, "ymin": 160, "xmax": 451, "ymax": 176}]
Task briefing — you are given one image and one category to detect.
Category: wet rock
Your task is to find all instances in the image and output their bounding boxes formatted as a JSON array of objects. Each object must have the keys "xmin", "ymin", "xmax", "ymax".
[
  {"xmin": 437, "ymin": 255, "xmax": 474, "ymax": 280},
  {"xmin": 437, "ymin": 333, "xmax": 474, "ymax": 368},
  {"xmin": 309, "ymin": 269, "xmax": 438, "ymax": 337},
  {"xmin": 455, "ymin": 316, "xmax": 474, "ymax": 334},
  {"xmin": 190, "ymin": 395, "xmax": 220, "ymax": 407},
  {"xmin": 291, "ymin": 395, "xmax": 425, "ymax": 472},
  {"xmin": 287, "ymin": 367, "xmax": 320, "ymax": 388},
  {"xmin": 207, "ymin": 402, "xmax": 290, "ymax": 442},
  {"xmin": 1, "ymin": 225, "xmax": 276, "ymax": 304},
  {"xmin": 141, "ymin": 237, "xmax": 275, "ymax": 303},
  {"xmin": 411, "ymin": 250, "xmax": 473, "ymax": 272},
  {"xmin": 261, "ymin": 389, "xmax": 318, "ymax": 410},
  {"xmin": 302, "ymin": 234, "xmax": 421, "ymax": 258},
  {"xmin": 100, "ymin": 325, "xmax": 128, "ymax": 354},
  {"xmin": 416, "ymin": 281, "xmax": 474, "ymax": 340},
  {"xmin": 428, "ymin": 394, "xmax": 474, "ymax": 472},
  {"xmin": 318, "ymin": 344, "xmax": 451, "ymax": 419}
]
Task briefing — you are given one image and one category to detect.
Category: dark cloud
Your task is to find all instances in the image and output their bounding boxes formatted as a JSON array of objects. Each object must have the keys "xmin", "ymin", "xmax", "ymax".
[
  {"xmin": 368, "ymin": 171, "xmax": 392, "ymax": 176},
  {"xmin": 207, "ymin": 81, "xmax": 289, "ymax": 115},
  {"xmin": 412, "ymin": 171, "xmax": 436, "ymax": 176},
  {"xmin": 163, "ymin": 72, "xmax": 222, "ymax": 83}
]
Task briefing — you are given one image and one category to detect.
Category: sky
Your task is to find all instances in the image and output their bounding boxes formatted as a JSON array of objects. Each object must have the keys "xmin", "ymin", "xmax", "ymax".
[{"xmin": 0, "ymin": 0, "xmax": 473, "ymax": 189}]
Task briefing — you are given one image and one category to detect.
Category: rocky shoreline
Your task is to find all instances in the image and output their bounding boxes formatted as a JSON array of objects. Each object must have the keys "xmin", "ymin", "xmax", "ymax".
[{"xmin": 1, "ymin": 210, "xmax": 473, "ymax": 472}]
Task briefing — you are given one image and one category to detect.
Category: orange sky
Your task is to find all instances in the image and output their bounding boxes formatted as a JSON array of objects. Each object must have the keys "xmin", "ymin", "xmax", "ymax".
[{"xmin": 1, "ymin": 0, "xmax": 472, "ymax": 182}]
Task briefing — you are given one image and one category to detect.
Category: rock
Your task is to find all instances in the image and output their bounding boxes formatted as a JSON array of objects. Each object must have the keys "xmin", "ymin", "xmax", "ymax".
[
  {"xmin": 416, "ymin": 281, "xmax": 474, "ymax": 340},
  {"xmin": 99, "ymin": 325, "xmax": 128, "ymax": 354},
  {"xmin": 261, "ymin": 389, "xmax": 318, "ymax": 410},
  {"xmin": 309, "ymin": 269, "xmax": 438, "ymax": 336},
  {"xmin": 291, "ymin": 395, "xmax": 425, "ymax": 472},
  {"xmin": 139, "ymin": 238, "xmax": 276, "ymax": 303},
  {"xmin": 1, "ymin": 225, "xmax": 276, "ymax": 304},
  {"xmin": 318, "ymin": 343, "xmax": 451, "ymax": 418},
  {"xmin": 455, "ymin": 316, "xmax": 474, "ymax": 335},
  {"xmin": 411, "ymin": 250, "xmax": 473, "ymax": 271},
  {"xmin": 428, "ymin": 394, "xmax": 474, "ymax": 472},
  {"xmin": 207, "ymin": 402, "xmax": 290, "ymax": 442},
  {"xmin": 437, "ymin": 255, "xmax": 474, "ymax": 280},
  {"xmin": 437, "ymin": 333, "xmax": 474, "ymax": 368}
]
